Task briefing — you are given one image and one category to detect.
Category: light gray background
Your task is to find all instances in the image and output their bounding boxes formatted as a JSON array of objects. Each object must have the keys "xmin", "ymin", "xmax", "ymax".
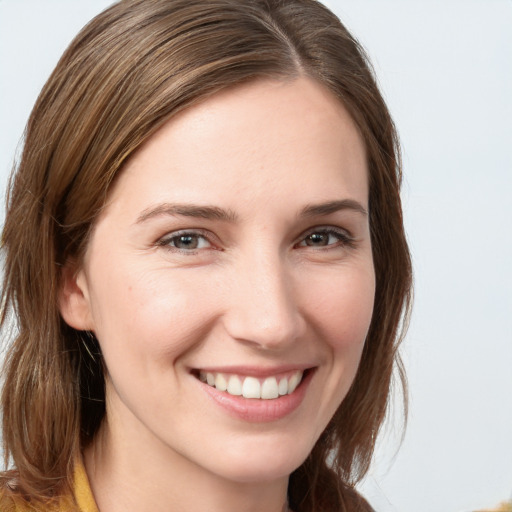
[{"xmin": 1, "ymin": 1, "xmax": 511, "ymax": 511}]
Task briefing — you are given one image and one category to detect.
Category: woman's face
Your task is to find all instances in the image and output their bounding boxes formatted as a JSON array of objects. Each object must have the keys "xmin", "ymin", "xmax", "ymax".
[{"xmin": 62, "ymin": 77, "xmax": 375, "ymax": 484}]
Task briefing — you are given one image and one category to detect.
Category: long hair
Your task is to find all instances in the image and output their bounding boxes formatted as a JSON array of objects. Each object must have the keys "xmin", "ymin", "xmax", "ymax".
[{"xmin": 1, "ymin": 1, "xmax": 412, "ymax": 510}]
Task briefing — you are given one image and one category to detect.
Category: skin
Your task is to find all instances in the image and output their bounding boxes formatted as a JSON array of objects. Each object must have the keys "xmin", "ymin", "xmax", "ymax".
[{"xmin": 60, "ymin": 76, "xmax": 375, "ymax": 512}]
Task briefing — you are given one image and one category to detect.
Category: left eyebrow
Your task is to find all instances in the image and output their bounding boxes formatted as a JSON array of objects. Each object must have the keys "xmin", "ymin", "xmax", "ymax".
[{"xmin": 299, "ymin": 199, "xmax": 368, "ymax": 218}]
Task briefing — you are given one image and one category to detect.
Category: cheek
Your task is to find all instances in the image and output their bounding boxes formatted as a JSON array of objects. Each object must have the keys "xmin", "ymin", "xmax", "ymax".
[
  {"xmin": 88, "ymin": 265, "xmax": 219, "ymax": 364},
  {"xmin": 299, "ymin": 264, "xmax": 375, "ymax": 437},
  {"xmin": 305, "ymin": 265, "xmax": 375, "ymax": 353}
]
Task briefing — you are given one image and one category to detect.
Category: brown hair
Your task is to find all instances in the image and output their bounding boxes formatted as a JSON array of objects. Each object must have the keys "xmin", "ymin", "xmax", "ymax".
[{"xmin": 1, "ymin": 0, "xmax": 412, "ymax": 510}]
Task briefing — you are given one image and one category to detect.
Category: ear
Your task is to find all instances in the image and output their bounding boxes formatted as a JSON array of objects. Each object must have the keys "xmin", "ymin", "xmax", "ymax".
[{"xmin": 58, "ymin": 261, "xmax": 94, "ymax": 331}]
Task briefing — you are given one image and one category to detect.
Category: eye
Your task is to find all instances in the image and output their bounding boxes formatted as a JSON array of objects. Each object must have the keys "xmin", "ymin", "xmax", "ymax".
[
  {"xmin": 158, "ymin": 231, "xmax": 212, "ymax": 251},
  {"xmin": 296, "ymin": 228, "xmax": 353, "ymax": 249}
]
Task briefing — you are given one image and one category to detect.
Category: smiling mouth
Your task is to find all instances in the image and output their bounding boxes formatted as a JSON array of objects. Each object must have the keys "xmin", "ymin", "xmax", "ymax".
[{"xmin": 195, "ymin": 370, "xmax": 307, "ymax": 400}]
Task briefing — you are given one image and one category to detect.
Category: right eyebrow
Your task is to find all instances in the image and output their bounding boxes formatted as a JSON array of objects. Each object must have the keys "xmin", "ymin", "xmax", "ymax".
[{"xmin": 135, "ymin": 203, "xmax": 239, "ymax": 224}]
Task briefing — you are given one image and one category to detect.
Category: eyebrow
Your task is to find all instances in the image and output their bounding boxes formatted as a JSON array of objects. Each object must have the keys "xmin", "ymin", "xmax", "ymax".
[
  {"xmin": 135, "ymin": 198, "xmax": 367, "ymax": 225},
  {"xmin": 300, "ymin": 199, "xmax": 368, "ymax": 218},
  {"xmin": 136, "ymin": 203, "xmax": 238, "ymax": 224}
]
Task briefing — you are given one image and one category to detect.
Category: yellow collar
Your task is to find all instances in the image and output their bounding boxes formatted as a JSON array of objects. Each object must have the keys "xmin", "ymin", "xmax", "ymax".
[{"xmin": 72, "ymin": 460, "xmax": 99, "ymax": 512}]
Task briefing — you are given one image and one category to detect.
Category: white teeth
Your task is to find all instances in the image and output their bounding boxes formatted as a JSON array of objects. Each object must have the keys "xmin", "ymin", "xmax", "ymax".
[
  {"xmin": 227, "ymin": 375, "xmax": 242, "ymax": 396},
  {"xmin": 215, "ymin": 373, "xmax": 228, "ymax": 391},
  {"xmin": 261, "ymin": 377, "xmax": 279, "ymax": 399},
  {"xmin": 288, "ymin": 371, "xmax": 302, "ymax": 394},
  {"xmin": 278, "ymin": 377, "xmax": 288, "ymax": 396},
  {"xmin": 200, "ymin": 370, "xmax": 305, "ymax": 400},
  {"xmin": 242, "ymin": 376, "xmax": 261, "ymax": 398}
]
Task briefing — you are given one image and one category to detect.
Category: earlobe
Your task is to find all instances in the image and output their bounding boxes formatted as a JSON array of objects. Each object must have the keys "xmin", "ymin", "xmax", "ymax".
[{"xmin": 58, "ymin": 262, "xmax": 94, "ymax": 331}]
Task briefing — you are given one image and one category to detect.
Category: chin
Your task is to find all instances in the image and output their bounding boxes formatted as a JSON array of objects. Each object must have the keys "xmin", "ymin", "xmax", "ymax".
[{"xmin": 199, "ymin": 433, "xmax": 312, "ymax": 484}]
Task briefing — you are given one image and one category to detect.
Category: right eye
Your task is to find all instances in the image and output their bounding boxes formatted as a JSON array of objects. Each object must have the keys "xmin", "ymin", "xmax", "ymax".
[{"xmin": 158, "ymin": 231, "xmax": 212, "ymax": 252}]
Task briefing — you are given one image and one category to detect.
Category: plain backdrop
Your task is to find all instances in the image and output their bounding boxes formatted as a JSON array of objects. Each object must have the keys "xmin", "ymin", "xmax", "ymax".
[{"xmin": 1, "ymin": 1, "xmax": 511, "ymax": 511}]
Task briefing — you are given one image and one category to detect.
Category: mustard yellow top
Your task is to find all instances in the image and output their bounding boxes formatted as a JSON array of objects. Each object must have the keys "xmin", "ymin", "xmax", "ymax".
[{"xmin": 0, "ymin": 461, "xmax": 98, "ymax": 512}]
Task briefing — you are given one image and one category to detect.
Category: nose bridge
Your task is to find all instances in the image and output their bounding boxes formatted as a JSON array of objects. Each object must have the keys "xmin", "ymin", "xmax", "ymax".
[{"xmin": 224, "ymin": 245, "xmax": 304, "ymax": 349}]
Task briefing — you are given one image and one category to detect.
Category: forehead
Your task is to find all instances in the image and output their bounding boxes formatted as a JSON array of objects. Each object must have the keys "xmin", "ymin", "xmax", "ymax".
[{"xmin": 103, "ymin": 76, "xmax": 368, "ymax": 220}]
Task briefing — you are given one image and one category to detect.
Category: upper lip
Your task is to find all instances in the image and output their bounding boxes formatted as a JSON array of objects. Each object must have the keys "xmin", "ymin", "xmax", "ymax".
[{"xmin": 190, "ymin": 364, "xmax": 315, "ymax": 378}]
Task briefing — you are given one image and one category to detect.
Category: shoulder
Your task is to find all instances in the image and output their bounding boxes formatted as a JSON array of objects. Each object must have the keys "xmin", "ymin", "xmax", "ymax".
[
  {"xmin": 0, "ymin": 480, "xmax": 25, "ymax": 512},
  {"xmin": 0, "ymin": 485, "xmax": 75, "ymax": 512},
  {"xmin": 0, "ymin": 456, "xmax": 94, "ymax": 512},
  {"xmin": 0, "ymin": 457, "xmax": 95, "ymax": 512},
  {"xmin": 0, "ymin": 490, "xmax": 16, "ymax": 512},
  {"xmin": 0, "ymin": 488, "xmax": 30, "ymax": 512}
]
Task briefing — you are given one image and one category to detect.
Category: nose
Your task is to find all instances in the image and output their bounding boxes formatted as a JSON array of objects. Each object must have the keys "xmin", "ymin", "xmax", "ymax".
[{"xmin": 222, "ymin": 249, "xmax": 306, "ymax": 351}]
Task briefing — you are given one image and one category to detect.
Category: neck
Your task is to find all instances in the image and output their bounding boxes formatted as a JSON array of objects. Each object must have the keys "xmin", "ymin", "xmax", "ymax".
[{"xmin": 83, "ymin": 417, "xmax": 290, "ymax": 512}]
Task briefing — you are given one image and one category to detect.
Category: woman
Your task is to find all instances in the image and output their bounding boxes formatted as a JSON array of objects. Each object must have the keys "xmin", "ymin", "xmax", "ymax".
[{"xmin": 0, "ymin": 0, "xmax": 412, "ymax": 511}]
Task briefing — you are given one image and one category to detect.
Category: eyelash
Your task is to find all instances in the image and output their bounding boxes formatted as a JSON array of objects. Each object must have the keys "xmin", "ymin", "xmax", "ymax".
[{"xmin": 156, "ymin": 227, "xmax": 355, "ymax": 254}]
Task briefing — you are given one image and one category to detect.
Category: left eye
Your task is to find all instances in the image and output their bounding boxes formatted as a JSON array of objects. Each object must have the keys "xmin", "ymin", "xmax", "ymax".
[
  {"xmin": 297, "ymin": 229, "xmax": 350, "ymax": 248},
  {"xmin": 160, "ymin": 232, "xmax": 211, "ymax": 251}
]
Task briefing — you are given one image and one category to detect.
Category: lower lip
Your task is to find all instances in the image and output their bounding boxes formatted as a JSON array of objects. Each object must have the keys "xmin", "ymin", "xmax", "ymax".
[{"xmin": 199, "ymin": 371, "xmax": 313, "ymax": 423}]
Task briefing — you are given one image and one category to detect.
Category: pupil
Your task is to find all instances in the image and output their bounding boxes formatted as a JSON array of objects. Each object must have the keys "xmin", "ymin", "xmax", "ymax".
[
  {"xmin": 176, "ymin": 235, "xmax": 197, "ymax": 249},
  {"xmin": 307, "ymin": 233, "xmax": 327, "ymax": 246}
]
